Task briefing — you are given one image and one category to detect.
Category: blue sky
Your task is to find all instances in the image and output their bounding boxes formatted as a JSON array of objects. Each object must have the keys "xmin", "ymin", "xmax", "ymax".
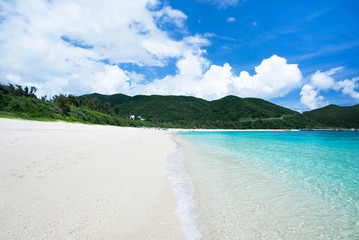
[{"xmin": 0, "ymin": 0, "xmax": 358, "ymax": 111}]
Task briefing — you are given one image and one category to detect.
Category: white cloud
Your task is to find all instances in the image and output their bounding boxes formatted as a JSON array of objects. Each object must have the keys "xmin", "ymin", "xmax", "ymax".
[
  {"xmin": 152, "ymin": 6, "xmax": 188, "ymax": 29},
  {"xmin": 300, "ymin": 67, "xmax": 339, "ymax": 109},
  {"xmin": 0, "ymin": 0, "xmax": 206, "ymax": 96},
  {"xmin": 300, "ymin": 84, "xmax": 327, "ymax": 110},
  {"xmin": 199, "ymin": 63, "xmax": 234, "ymax": 99},
  {"xmin": 127, "ymin": 71, "xmax": 145, "ymax": 82},
  {"xmin": 232, "ymin": 55, "xmax": 302, "ymax": 99},
  {"xmin": 227, "ymin": 17, "xmax": 236, "ymax": 22},
  {"xmin": 198, "ymin": 0, "xmax": 243, "ymax": 9},
  {"xmin": 90, "ymin": 65, "xmax": 130, "ymax": 94},
  {"xmin": 135, "ymin": 55, "xmax": 302, "ymax": 101},
  {"xmin": 134, "ymin": 51, "xmax": 210, "ymax": 96},
  {"xmin": 0, "ymin": 1, "xmax": 304, "ymax": 102},
  {"xmin": 5, "ymin": 74, "xmax": 21, "ymax": 83},
  {"xmin": 310, "ymin": 67, "xmax": 343, "ymax": 90},
  {"xmin": 335, "ymin": 77, "xmax": 359, "ymax": 100},
  {"xmin": 300, "ymin": 67, "xmax": 359, "ymax": 110}
]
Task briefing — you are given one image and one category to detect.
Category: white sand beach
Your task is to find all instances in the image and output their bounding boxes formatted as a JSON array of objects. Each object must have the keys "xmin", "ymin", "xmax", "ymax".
[{"xmin": 0, "ymin": 118, "xmax": 185, "ymax": 239}]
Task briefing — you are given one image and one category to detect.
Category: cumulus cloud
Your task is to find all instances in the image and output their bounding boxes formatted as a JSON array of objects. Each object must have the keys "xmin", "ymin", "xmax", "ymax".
[
  {"xmin": 300, "ymin": 67, "xmax": 341, "ymax": 110},
  {"xmin": 227, "ymin": 17, "xmax": 236, "ymax": 22},
  {"xmin": 134, "ymin": 51, "xmax": 210, "ymax": 96},
  {"xmin": 300, "ymin": 84, "xmax": 327, "ymax": 110},
  {"xmin": 90, "ymin": 65, "xmax": 130, "ymax": 94},
  {"xmin": 152, "ymin": 6, "xmax": 188, "ymax": 29},
  {"xmin": 126, "ymin": 71, "xmax": 145, "ymax": 83},
  {"xmin": 310, "ymin": 67, "xmax": 343, "ymax": 90},
  {"xmin": 0, "ymin": 1, "xmax": 303, "ymax": 102},
  {"xmin": 232, "ymin": 55, "xmax": 302, "ymax": 99},
  {"xmin": 0, "ymin": 0, "xmax": 205, "ymax": 96},
  {"xmin": 335, "ymin": 77, "xmax": 359, "ymax": 100},
  {"xmin": 300, "ymin": 67, "xmax": 359, "ymax": 109},
  {"xmin": 136, "ymin": 55, "xmax": 302, "ymax": 100},
  {"xmin": 199, "ymin": 63, "xmax": 234, "ymax": 99}
]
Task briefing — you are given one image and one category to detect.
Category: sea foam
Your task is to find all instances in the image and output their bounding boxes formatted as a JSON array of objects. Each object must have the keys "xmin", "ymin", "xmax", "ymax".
[{"xmin": 163, "ymin": 149, "xmax": 201, "ymax": 240}]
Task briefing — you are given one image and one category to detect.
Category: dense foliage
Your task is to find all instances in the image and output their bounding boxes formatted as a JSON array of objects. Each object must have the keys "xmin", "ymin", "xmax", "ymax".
[
  {"xmin": 303, "ymin": 104, "xmax": 359, "ymax": 128},
  {"xmin": 0, "ymin": 84, "xmax": 163, "ymax": 128},
  {"xmin": 80, "ymin": 93, "xmax": 324, "ymax": 129},
  {"xmin": 2, "ymin": 83, "xmax": 358, "ymax": 129}
]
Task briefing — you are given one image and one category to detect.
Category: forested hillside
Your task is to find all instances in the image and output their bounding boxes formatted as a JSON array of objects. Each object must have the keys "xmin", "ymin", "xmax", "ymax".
[
  {"xmin": 81, "ymin": 93, "xmax": 322, "ymax": 129},
  {"xmin": 0, "ymin": 84, "xmax": 161, "ymax": 128},
  {"xmin": 303, "ymin": 104, "xmax": 359, "ymax": 128},
  {"xmin": 2, "ymin": 83, "xmax": 358, "ymax": 129}
]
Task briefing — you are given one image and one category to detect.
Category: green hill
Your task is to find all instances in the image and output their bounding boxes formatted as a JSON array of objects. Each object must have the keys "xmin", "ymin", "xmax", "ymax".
[
  {"xmin": 210, "ymin": 96, "xmax": 295, "ymax": 120},
  {"xmin": 87, "ymin": 93, "xmax": 132, "ymax": 105},
  {"xmin": 303, "ymin": 104, "xmax": 359, "ymax": 128},
  {"xmin": 4, "ymin": 83, "xmax": 358, "ymax": 129},
  {"xmin": 81, "ymin": 93, "xmax": 322, "ymax": 129},
  {"xmin": 0, "ymin": 84, "xmax": 160, "ymax": 128}
]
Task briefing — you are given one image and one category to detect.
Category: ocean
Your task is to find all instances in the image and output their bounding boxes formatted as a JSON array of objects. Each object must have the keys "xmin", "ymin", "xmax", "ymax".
[{"xmin": 164, "ymin": 131, "xmax": 359, "ymax": 240}]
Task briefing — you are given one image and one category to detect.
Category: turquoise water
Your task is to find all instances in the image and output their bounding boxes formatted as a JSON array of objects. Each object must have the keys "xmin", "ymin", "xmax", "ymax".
[{"xmin": 171, "ymin": 131, "xmax": 359, "ymax": 239}]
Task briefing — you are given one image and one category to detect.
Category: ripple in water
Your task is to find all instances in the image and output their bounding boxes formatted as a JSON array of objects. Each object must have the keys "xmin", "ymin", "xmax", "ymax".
[{"xmin": 175, "ymin": 131, "xmax": 359, "ymax": 240}]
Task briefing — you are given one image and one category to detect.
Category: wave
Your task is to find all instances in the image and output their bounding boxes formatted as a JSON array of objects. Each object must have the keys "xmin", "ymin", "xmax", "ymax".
[{"xmin": 163, "ymin": 149, "xmax": 201, "ymax": 240}]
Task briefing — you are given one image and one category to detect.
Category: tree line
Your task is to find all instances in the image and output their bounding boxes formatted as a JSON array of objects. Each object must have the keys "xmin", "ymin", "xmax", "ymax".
[
  {"xmin": 0, "ymin": 83, "xmax": 37, "ymax": 99},
  {"xmin": 2, "ymin": 82, "xmax": 356, "ymax": 129},
  {"xmin": 0, "ymin": 83, "xmax": 122, "ymax": 118},
  {"xmin": 0, "ymin": 83, "xmax": 163, "ymax": 128}
]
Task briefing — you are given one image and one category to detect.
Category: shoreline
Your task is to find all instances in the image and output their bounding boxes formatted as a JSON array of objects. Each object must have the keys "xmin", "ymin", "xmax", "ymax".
[
  {"xmin": 168, "ymin": 128, "xmax": 357, "ymax": 133},
  {"xmin": 171, "ymin": 130, "xmax": 359, "ymax": 239},
  {"xmin": 168, "ymin": 128, "xmax": 300, "ymax": 133},
  {"xmin": 1, "ymin": 115, "xmax": 355, "ymax": 132},
  {"xmin": 0, "ymin": 118, "xmax": 185, "ymax": 239}
]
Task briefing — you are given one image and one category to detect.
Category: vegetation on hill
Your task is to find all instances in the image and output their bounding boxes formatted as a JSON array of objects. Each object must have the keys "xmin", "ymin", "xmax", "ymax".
[
  {"xmin": 2, "ymin": 83, "xmax": 358, "ymax": 129},
  {"xmin": 0, "ymin": 84, "xmax": 164, "ymax": 128},
  {"xmin": 303, "ymin": 104, "xmax": 359, "ymax": 128},
  {"xmin": 81, "ymin": 93, "xmax": 324, "ymax": 129}
]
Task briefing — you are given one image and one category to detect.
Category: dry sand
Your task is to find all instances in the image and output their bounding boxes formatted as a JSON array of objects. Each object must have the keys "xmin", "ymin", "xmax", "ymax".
[{"xmin": 0, "ymin": 118, "xmax": 185, "ymax": 240}]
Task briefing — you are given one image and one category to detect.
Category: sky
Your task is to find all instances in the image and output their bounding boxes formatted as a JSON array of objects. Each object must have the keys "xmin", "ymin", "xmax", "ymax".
[{"xmin": 0, "ymin": 0, "xmax": 358, "ymax": 111}]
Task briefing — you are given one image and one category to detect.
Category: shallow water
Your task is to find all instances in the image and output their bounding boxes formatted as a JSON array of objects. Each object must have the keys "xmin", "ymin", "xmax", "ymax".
[{"xmin": 171, "ymin": 131, "xmax": 359, "ymax": 240}]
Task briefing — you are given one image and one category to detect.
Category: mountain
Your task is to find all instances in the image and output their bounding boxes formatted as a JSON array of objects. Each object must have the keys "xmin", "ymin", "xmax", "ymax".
[
  {"xmin": 87, "ymin": 93, "xmax": 131, "ymax": 105},
  {"xmin": 210, "ymin": 96, "xmax": 295, "ymax": 120},
  {"xmin": 303, "ymin": 104, "xmax": 359, "ymax": 128},
  {"xmin": 81, "ymin": 93, "xmax": 322, "ymax": 129},
  {"xmin": 4, "ymin": 81, "xmax": 358, "ymax": 129},
  {"xmin": 4, "ymin": 83, "xmax": 357, "ymax": 129}
]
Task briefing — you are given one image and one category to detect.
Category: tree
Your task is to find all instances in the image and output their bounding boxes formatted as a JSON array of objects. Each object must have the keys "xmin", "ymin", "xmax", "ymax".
[
  {"xmin": 113, "ymin": 105, "xmax": 121, "ymax": 115},
  {"xmin": 24, "ymin": 86, "xmax": 29, "ymax": 96},
  {"xmin": 29, "ymin": 86, "xmax": 37, "ymax": 99},
  {"xmin": 102, "ymin": 102, "xmax": 112, "ymax": 115},
  {"xmin": 67, "ymin": 94, "xmax": 79, "ymax": 107},
  {"xmin": 8, "ymin": 84, "xmax": 16, "ymax": 95},
  {"xmin": 54, "ymin": 94, "xmax": 71, "ymax": 115},
  {"xmin": 15, "ymin": 84, "xmax": 24, "ymax": 97}
]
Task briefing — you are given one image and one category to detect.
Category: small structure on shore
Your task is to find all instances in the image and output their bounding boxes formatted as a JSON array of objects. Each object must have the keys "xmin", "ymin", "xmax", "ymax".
[{"xmin": 129, "ymin": 114, "xmax": 145, "ymax": 121}]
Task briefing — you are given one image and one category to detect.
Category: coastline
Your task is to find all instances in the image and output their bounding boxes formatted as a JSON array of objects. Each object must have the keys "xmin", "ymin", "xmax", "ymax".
[
  {"xmin": 168, "ymin": 128, "xmax": 357, "ymax": 133},
  {"xmin": 0, "ymin": 118, "xmax": 185, "ymax": 239},
  {"xmin": 168, "ymin": 128, "xmax": 300, "ymax": 133},
  {"xmin": 164, "ymin": 135, "xmax": 203, "ymax": 240},
  {"xmin": 171, "ymin": 130, "xmax": 359, "ymax": 239}
]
